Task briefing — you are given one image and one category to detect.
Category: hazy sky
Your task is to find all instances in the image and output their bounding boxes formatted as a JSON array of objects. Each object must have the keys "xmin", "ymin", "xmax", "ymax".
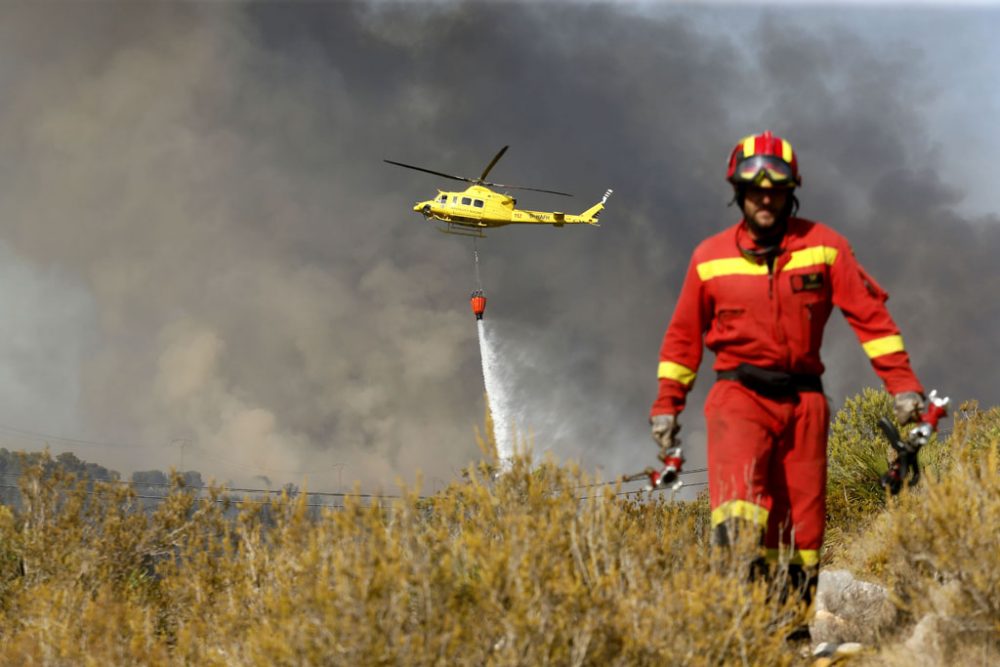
[{"xmin": 0, "ymin": 1, "xmax": 995, "ymax": 494}]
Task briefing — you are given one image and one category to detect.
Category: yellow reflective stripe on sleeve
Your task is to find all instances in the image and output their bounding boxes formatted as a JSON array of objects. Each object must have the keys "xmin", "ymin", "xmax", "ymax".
[
  {"xmin": 696, "ymin": 256, "xmax": 768, "ymax": 281},
  {"xmin": 658, "ymin": 361, "xmax": 697, "ymax": 386},
  {"xmin": 711, "ymin": 500, "xmax": 769, "ymax": 528},
  {"xmin": 781, "ymin": 140, "xmax": 793, "ymax": 163},
  {"xmin": 742, "ymin": 136, "xmax": 756, "ymax": 158},
  {"xmin": 766, "ymin": 548, "xmax": 820, "ymax": 567},
  {"xmin": 784, "ymin": 245, "xmax": 838, "ymax": 271},
  {"xmin": 863, "ymin": 334, "xmax": 906, "ymax": 359}
]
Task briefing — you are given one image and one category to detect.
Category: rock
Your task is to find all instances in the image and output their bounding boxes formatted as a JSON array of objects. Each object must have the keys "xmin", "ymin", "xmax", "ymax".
[
  {"xmin": 810, "ymin": 569, "xmax": 895, "ymax": 645},
  {"xmin": 900, "ymin": 613, "xmax": 948, "ymax": 666}
]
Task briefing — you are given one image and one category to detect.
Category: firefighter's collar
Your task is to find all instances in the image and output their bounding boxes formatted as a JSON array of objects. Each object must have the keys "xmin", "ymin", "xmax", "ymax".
[{"xmin": 737, "ymin": 219, "xmax": 786, "ymax": 262}]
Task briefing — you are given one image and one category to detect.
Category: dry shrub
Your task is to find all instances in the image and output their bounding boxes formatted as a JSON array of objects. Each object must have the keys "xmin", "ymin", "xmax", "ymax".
[
  {"xmin": 872, "ymin": 446, "xmax": 1000, "ymax": 662},
  {"xmin": 0, "ymin": 452, "xmax": 808, "ymax": 666},
  {"xmin": 830, "ymin": 402, "xmax": 1000, "ymax": 664}
]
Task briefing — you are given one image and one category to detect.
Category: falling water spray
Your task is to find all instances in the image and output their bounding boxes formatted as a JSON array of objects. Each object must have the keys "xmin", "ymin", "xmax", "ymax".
[
  {"xmin": 470, "ymin": 242, "xmax": 514, "ymax": 465},
  {"xmin": 477, "ymin": 319, "xmax": 514, "ymax": 465}
]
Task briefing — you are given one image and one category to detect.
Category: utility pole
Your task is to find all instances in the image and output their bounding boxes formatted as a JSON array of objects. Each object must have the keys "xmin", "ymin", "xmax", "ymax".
[{"xmin": 171, "ymin": 437, "xmax": 192, "ymax": 472}]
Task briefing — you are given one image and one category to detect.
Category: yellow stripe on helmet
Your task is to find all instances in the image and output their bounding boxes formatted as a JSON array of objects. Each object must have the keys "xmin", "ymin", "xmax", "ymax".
[
  {"xmin": 742, "ymin": 135, "xmax": 756, "ymax": 158},
  {"xmin": 781, "ymin": 139, "xmax": 794, "ymax": 163},
  {"xmin": 862, "ymin": 334, "xmax": 906, "ymax": 359},
  {"xmin": 711, "ymin": 500, "xmax": 769, "ymax": 528},
  {"xmin": 658, "ymin": 361, "xmax": 697, "ymax": 386}
]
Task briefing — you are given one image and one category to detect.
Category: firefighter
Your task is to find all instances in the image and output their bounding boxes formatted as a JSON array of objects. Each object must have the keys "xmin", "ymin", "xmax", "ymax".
[{"xmin": 649, "ymin": 130, "xmax": 925, "ymax": 629}]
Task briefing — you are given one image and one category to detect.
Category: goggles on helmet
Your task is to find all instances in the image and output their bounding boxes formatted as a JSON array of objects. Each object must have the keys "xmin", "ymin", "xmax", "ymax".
[{"xmin": 731, "ymin": 154, "xmax": 797, "ymax": 187}]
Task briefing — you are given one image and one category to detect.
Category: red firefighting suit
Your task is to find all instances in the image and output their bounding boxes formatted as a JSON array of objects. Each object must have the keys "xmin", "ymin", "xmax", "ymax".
[{"xmin": 651, "ymin": 216, "xmax": 923, "ymax": 567}]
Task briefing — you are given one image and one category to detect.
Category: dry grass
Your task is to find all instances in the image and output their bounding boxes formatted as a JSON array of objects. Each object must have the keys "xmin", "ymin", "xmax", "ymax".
[
  {"xmin": 0, "ymin": 392, "xmax": 995, "ymax": 665},
  {"xmin": 0, "ymin": 454, "xmax": 807, "ymax": 665}
]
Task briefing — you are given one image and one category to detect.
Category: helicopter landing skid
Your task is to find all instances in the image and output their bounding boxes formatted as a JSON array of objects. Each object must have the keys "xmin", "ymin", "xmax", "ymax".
[{"xmin": 437, "ymin": 224, "xmax": 486, "ymax": 238}]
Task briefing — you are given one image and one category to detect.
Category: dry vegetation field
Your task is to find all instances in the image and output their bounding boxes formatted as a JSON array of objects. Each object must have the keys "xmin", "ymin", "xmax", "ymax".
[{"xmin": 0, "ymin": 390, "xmax": 996, "ymax": 665}]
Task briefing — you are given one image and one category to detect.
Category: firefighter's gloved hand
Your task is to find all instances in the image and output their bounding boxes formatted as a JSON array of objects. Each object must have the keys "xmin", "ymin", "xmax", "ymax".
[
  {"xmin": 893, "ymin": 392, "xmax": 925, "ymax": 425},
  {"xmin": 650, "ymin": 414, "xmax": 680, "ymax": 452}
]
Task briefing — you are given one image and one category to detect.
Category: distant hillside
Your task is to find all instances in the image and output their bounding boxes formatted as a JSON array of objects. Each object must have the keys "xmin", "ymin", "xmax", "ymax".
[{"xmin": 0, "ymin": 448, "xmax": 203, "ymax": 510}]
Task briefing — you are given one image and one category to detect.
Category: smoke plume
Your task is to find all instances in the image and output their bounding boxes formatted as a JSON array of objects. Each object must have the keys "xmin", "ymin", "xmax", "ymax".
[{"xmin": 0, "ymin": 2, "xmax": 994, "ymax": 490}]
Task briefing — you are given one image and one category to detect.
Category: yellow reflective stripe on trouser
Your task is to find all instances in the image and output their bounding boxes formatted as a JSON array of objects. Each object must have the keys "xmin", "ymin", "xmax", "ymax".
[
  {"xmin": 863, "ymin": 334, "xmax": 905, "ymax": 359},
  {"xmin": 711, "ymin": 500, "xmax": 769, "ymax": 528},
  {"xmin": 766, "ymin": 548, "xmax": 820, "ymax": 567},
  {"xmin": 784, "ymin": 245, "xmax": 838, "ymax": 271},
  {"xmin": 696, "ymin": 256, "xmax": 768, "ymax": 281},
  {"xmin": 658, "ymin": 361, "xmax": 697, "ymax": 386}
]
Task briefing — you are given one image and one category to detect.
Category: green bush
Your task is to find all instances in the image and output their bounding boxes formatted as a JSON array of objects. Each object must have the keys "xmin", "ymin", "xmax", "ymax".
[
  {"xmin": 823, "ymin": 388, "xmax": 958, "ymax": 565},
  {"xmin": 825, "ymin": 387, "xmax": 895, "ymax": 546}
]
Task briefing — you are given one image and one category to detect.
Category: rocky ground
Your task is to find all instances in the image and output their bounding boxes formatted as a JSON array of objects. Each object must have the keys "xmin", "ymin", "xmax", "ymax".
[{"xmin": 811, "ymin": 569, "xmax": 992, "ymax": 665}]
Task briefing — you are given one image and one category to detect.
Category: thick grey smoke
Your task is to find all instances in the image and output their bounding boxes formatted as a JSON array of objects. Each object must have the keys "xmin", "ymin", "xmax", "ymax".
[{"xmin": 0, "ymin": 2, "xmax": 994, "ymax": 491}]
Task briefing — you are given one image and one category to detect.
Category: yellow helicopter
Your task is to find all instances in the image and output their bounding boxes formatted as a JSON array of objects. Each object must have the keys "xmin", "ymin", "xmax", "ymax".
[{"xmin": 385, "ymin": 146, "xmax": 612, "ymax": 237}]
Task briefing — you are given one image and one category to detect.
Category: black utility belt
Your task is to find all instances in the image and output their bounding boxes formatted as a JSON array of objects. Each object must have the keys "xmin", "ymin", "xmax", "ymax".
[{"xmin": 717, "ymin": 363, "xmax": 823, "ymax": 398}]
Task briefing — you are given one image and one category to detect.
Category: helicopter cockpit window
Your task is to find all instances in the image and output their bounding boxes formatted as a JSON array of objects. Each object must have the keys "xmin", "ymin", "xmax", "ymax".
[
  {"xmin": 437, "ymin": 195, "xmax": 447, "ymax": 203},
  {"xmin": 473, "ymin": 199, "xmax": 484, "ymax": 208},
  {"xmin": 461, "ymin": 197, "xmax": 472, "ymax": 206}
]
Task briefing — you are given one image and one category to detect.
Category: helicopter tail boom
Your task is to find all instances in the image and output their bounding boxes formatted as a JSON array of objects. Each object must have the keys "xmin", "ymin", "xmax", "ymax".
[
  {"xmin": 577, "ymin": 189, "xmax": 614, "ymax": 223},
  {"xmin": 509, "ymin": 188, "xmax": 613, "ymax": 227}
]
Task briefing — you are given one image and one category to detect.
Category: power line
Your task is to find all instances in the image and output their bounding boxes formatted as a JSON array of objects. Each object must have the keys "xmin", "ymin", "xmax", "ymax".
[
  {"xmin": 0, "ymin": 438, "xmax": 713, "ymax": 502},
  {"xmin": 0, "ymin": 471, "xmax": 403, "ymax": 500},
  {"xmin": 0, "ymin": 468, "xmax": 710, "ymax": 507},
  {"xmin": 0, "ymin": 483, "xmax": 362, "ymax": 511},
  {"xmin": 0, "ymin": 424, "xmax": 155, "ymax": 450}
]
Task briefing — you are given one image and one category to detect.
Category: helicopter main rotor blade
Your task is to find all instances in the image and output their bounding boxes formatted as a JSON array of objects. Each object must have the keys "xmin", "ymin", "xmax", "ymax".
[
  {"xmin": 478, "ymin": 145, "xmax": 509, "ymax": 182},
  {"xmin": 383, "ymin": 160, "xmax": 473, "ymax": 184},
  {"xmin": 386, "ymin": 152, "xmax": 572, "ymax": 196},
  {"xmin": 485, "ymin": 182, "xmax": 574, "ymax": 197}
]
